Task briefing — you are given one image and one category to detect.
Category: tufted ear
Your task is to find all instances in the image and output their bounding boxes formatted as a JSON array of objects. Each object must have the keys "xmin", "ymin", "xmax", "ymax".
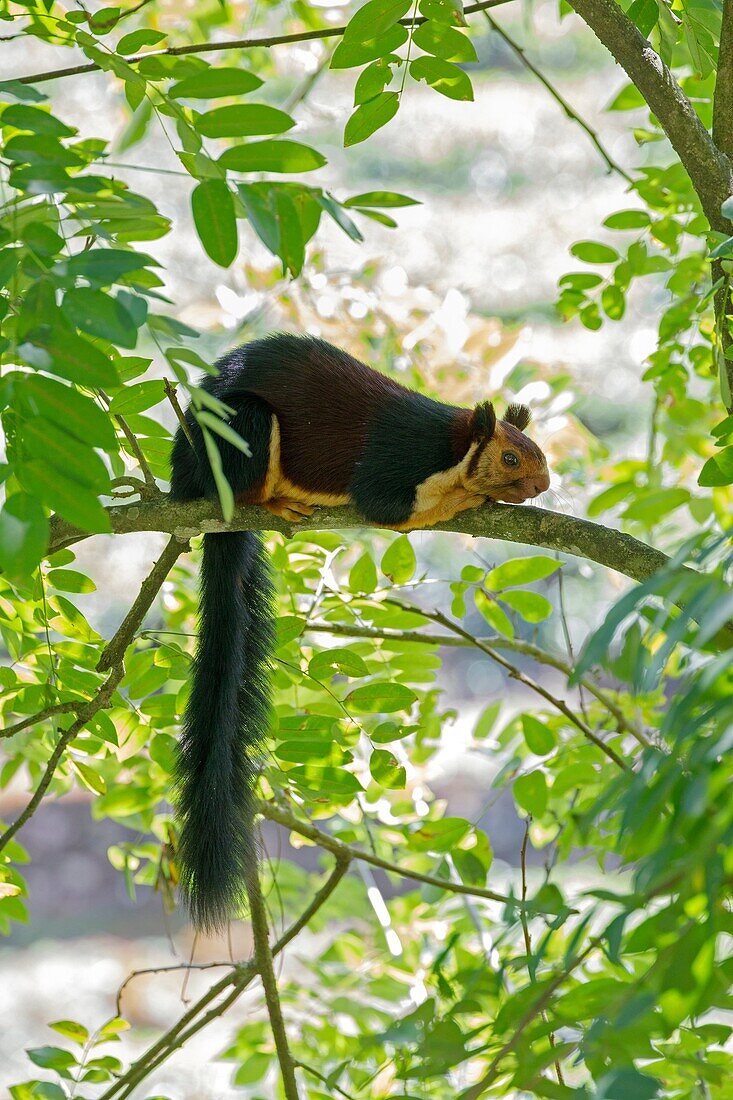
[
  {"xmin": 504, "ymin": 403, "xmax": 531, "ymax": 431},
  {"xmin": 470, "ymin": 400, "xmax": 496, "ymax": 440}
]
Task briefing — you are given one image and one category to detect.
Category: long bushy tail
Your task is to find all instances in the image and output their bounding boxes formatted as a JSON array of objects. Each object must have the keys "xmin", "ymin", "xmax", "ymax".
[{"xmin": 175, "ymin": 530, "xmax": 274, "ymax": 932}]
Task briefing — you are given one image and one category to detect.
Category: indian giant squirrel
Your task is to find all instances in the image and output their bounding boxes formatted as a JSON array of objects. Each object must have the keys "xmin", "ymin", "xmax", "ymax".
[{"xmin": 169, "ymin": 333, "xmax": 550, "ymax": 930}]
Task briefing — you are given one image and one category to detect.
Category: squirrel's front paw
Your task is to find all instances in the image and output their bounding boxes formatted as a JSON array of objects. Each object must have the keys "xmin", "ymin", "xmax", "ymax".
[{"xmin": 264, "ymin": 498, "xmax": 315, "ymax": 523}]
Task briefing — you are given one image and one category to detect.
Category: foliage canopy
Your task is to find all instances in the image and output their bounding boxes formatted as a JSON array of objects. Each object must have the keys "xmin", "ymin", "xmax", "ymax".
[{"xmin": 1, "ymin": 0, "xmax": 733, "ymax": 1096}]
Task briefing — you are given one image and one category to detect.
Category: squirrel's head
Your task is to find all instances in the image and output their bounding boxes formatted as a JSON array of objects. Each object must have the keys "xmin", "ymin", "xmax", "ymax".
[{"xmin": 460, "ymin": 401, "xmax": 550, "ymax": 503}]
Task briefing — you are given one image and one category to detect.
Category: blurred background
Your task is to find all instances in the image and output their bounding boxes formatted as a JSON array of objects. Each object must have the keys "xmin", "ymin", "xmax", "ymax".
[{"xmin": 2, "ymin": 2, "xmax": 662, "ymax": 1093}]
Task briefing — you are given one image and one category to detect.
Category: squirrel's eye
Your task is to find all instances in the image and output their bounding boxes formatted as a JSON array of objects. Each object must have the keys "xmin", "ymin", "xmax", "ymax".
[{"xmin": 502, "ymin": 451, "xmax": 520, "ymax": 468}]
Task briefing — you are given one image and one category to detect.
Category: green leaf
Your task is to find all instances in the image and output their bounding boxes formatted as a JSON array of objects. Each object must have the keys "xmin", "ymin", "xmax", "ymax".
[
  {"xmin": 46, "ymin": 568, "xmax": 96, "ymax": 593},
  {"xmin": 370, "ymin": 748, "xmax": 406, "ymax": 788},
  {"xmin": 344, "ymin": 92, "xmax": 400, "ymax": 146},
  {"xmin": 699, "ymin": 447, "xmax": 733, "ymax": 486},
  {"xmin": 27, "ymin": 1047, "xmax": 77, "ymax": 1071},
  {"xmin": 274, "ymin": 190, "xmax": 305, "ymax": 275},
  {"xmin": 288, "ymin": 765, "xmax": 363, "ymax": 799},
  {"xmin": 603, "ymin": 209, "xmax": 651, "ymax": 230},
  {"xmin": 220, "ymin": 140, "xmax": 326, "ymax": 174},
  {"xmin": 22, "ymin": 419, "xmax": 111, "ymax": 492},
  {"xmin": 514, "ymin": 770, "xmax": 548, "ymax": 816},
  {"xmin": 10, "ymin": 1085, "xmax": 66, "ymax": 1100},
  {"xmin": 371, "ymin": 720, "xmax": 419, "ymax": 743},
  {"xmin": 19, "ymin": 463, "xmax": 111, "ymax": 533},
  {"xmin": 201, "ymin": 425, "xmax": 234, "ymax": 521},
  {"xmin": 197, "ymin": 410, "xmax": 253, "ymax": 455},
  {"xmin": 109, "ymin": 380, "xmax": 166, "ymax": 415},
  {"xmin": 601, "ymin": 284, "xmax": 626, "ymax": 320},
  {"xmin": 195, "ymin": 104, "xmax": 294, "ymax": 138},
  {"xmin": 61, "ymin": 248, "xmax": 155, "ymax": 285},
  {"xmin": 1, "ymin": 105, "xmax": 75, "ymax": 137},
  {"xmin": 570, "ymin": 241, "xmax": 619, "ymax": 264},
  {"xmin": 21, "ymin": 329, "xmax": 120, "ymax": 388},
  {"xmin": 627, "ymin": 0, "xmax": 659, "ymax": 37},
  {"xmin": 309, "ymin": 648, "xmax": 369, "ymax": 679},
  {"xmin": 343, "ymin": 0, "xmax": 412, "ymax": 43},
  {"xmin": 116, "ymin": 29, "xmax": 167, "ymax": 54},
  {"xmin": 191, "ymin": 179, "xmax": 238, "ymax": 267},
  {"xmin": 237, "ymin": 184, "xmax": 279, "ymax": 253},
  {"xmin": 170, "ymin": 68, "xmax": 263, "ymax": 98},
  {"xmin": 607, "ymin": 83, "xmax": 646, "ymax": 110},
  {"xmin": 410, "ymin": 817, "xmax": 470, "ymax": 852},
  {"xmin": 521, "ymin": 715, "xmax": 555, "ymax": 755},
  {"xmin": 71, "ymin": 759, "xmax": 107, "ymax": 795},
  {"xmin": 64, "ymin": 288, "xmax": 140, "ymax": 349},
  {"xmin": 346, "ymin": 682, "xmax": 417, "ymax": 713},
  {"xmin": 317, "ymin": 193, "xmax": 364, "ymax": 241},
  {"xmin": 474, "ymin": 701, "xmax": 501, "ymax": 740},
  {"xmin": 474, "ymin": 588, "xmax": 514, "ymax": 637},
  {"xmin": 412, "ymin": 21, "xmax": 477, "ymax": 62},
  {"xmin": 486, "ymin": 555, "xmax": 561, "ymax": 588},
  {"xmin": 349, "ymin": 551, "xmax": 378, "ymax": 594},
  {"xmin": 344, "ymin": 190, "xmax": 420, "ymax": 208},
  {"xmin": 354, "ymin": 60, "xmax": 396, "ymax": 105},
  {"xmin": 501, "ymin": 589, "xmax": 553, "ymax": 623},
  {"xmin": 0, "ymin": 80, "xmax": 49, "ymax": 104},
  {"xmin": 409, "ymin": 56, "xmax": 473, "ymax": 100},
  {"xmin": 595, "ymin": 1069, "xmax": 660, "ymax": 1100},
  {"xmin": 419, "ymin": 0, "xmax": 466, "ymax": 26},
  {"xmin": 0, "ymin": 494, "xmax": 49, "ymax": 580},
  {"xmin": 621, "ymin": 487, "xmax": 690, "ymax": 522},
  {"xmin": 97, "ymin": 1016, "xmax": 130, "ymax": 1041},
  {"xmin": 381, "ymin": 535, "xmax": 416, "ymax": 583},
  {"xmin": 331, "ymin": 26, "xmax": 409, "ymax": 69}
]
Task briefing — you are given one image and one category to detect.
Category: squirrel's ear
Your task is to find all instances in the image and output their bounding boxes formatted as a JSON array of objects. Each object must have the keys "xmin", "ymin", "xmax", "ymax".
[
  {"xmin": 504, "ymin": 403, "xmax": 532, "ymax": 431},
  {"xmin": 470, "ymin": 401, "xmax": 496, "ymax": 440}
]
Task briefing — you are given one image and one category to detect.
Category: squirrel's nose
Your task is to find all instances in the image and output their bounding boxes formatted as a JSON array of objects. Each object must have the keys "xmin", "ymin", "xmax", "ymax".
[{"xmin": 532, "ymin": 472, "xmax": 550, "ymax": 495}]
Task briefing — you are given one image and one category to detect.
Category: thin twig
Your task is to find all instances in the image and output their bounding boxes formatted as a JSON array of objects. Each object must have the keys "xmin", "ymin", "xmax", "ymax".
[
  {"xmin": 258, "ymin": 800, "xmax": 555, "ymax": 913},
  {"xmin": 0, "ymin": 537, "xmax": 187, "ymax": 852},
  {"xmin": 2, "ymin": 700, "xmax": 77, "ymax": 739},
  {"xmin": 484, "ymin": 12, "xmax": 632, "ymax": 182},
  {"xmin": 16, "ymin": 0, "xmax": 513, "ymax": 85},
  {"xmin": 97, "ymin": 535, "xmax": 189, "ymax": 671},
  {"xmin": 100, "ymin": 856, "xmax": 351, "ymax": 1099},
  {"xmin": 302, "ymin": 618, "xmax": 650, "ymax": 747},
  {"xmin": 114, "ymin": 413, "xmax": 159, "ymax": 493},
  {"xmin": 519, "ymin": 822, "xmax": 565, "ymax": 1086},
  {"xmin": 164, "ymin": 378, "xmax": 195, "ymax": 449},
  {"xmin": 245, "ymin": 865, "xmax": 301, "ymax": 1099},
  {"xmin": 461, "ymin": 942, "xmax": 597, "ymax": 1099},
  {"xmin": 566, "ymin": 0, "xmax": 733, "ymax": 233},
  {"xmin": 385, "ymin": 598, "xmax": 631, "ymax": 771},
  {"xmin": 116, "ymin": 960, "xmax": 235, "ymax": 1016},
  {"xmin": 0, "ymin": 667, "xmax": 124, "ymax": 853}
]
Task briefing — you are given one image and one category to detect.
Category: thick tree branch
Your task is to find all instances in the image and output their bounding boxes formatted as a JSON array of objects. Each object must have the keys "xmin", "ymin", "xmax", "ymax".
[
  {"xmin": 16, "ymin": 0, "xmax": 512, "ymax": 85},
  {"xmin": 48, "ymin": 496, "xmax": 674, "ymax": 584},
  {"xmin": 567, "ymin": 0, "xmax": 733, "ymax": 231},
  {"xmin": 713, "ymin": 0, "xmax": 733, "ymax": 411},
  {"xmin": 714, "ymin": 0, "xmax": 733, "ymax": 159}
]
